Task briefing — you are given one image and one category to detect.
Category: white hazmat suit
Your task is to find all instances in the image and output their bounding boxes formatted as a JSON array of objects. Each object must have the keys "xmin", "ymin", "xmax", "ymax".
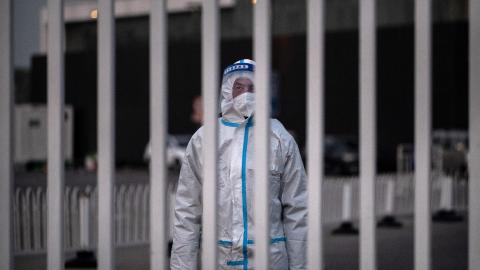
[{"xmin": 170, "ymin": 59, "xmax": 307, "ymax": 269}]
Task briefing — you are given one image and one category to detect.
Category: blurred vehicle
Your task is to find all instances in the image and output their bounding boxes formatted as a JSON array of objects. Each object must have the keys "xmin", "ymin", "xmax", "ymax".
[
  {"xmin": 148, "ymin": 133, "xmax": 359, "ymax": 175},
  {"xmin": 302, "ymin": 135, "xmax": 359, "ymax": 176},
  {"xmin": 324, "ymin": 135, "xmax": 359, "ymax": 176},
  {"xmin": 396, "ymin": 130, "xmax": 469, "ymax": 176},
  {"xmin": 144, "ymin": 134, "xmax": 191, "ymax": 170}
]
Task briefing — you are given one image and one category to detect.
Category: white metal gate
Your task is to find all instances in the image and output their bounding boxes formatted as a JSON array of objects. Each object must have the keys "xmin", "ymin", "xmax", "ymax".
[{"xmin": 1, "ymin": 0, "xmax": 479, "ymax": 270}]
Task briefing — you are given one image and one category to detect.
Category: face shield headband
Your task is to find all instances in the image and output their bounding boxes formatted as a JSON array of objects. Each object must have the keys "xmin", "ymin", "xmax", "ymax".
[{"xmin": 223, "ymin": 62, "xmax": 255, "ymax": 76}]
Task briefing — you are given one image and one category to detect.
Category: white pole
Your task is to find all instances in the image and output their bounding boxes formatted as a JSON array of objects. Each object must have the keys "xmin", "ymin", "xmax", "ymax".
[
  {"xmin": 360, "ymin": 0, "xmax": 377, "ymax": 268},
  {"xmin": 150, "ymin": 0, "xmax": 168, "ymax": 269},
  {"xmin": 0, "ymin": 0, "xmax": 13, "ymax": 268},
  {"xmin": 385, "ymin": 178, "xmax": 395, "ymax": 215},
  {"xmin": 79, "ymin": 194, "xmax": 90, "ymax": 248},
  {"xmin": 307, "ymin": 0, "xmax": 324, "ymax": 269},
  {"xmin": 47, "ymin": 0, "xmax": 65, "ymax": 268},
  {"xmin": 98, "ymin": 0, "xmax": 115, "ymax": 268},
  {"xmin": 201, "ymin": 0, "xmax": 219, "ymax": 269},
  {"xmin": 415, "ymin": 0, "xmax": 432, "ymax": 269},
  {"xmin": 439, "ymin": 176, "xmax": 453, "ymax": 211},
  {"xmin": 254, "ymin": 0, "xmax": 271, "ymax": 268},
  {"xmin": 469, "ymin": 0, "xmax": 480, "ymax": 268},
  {"xmin": 342, "ymin": 182, "xmax": 353, "ymax": 222}
]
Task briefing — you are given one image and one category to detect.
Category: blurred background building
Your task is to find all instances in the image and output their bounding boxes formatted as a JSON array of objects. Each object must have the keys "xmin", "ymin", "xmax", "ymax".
[{"xmin": 13, "ymin": 0, "xmax": 469, "ymax": 174}]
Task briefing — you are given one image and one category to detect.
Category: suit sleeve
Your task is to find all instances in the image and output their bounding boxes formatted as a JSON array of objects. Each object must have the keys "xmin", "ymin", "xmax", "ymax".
[
  {"xmin": 281, "ymin": 138, "xmax": 308, "ymax": 270},
  {"xmin": 170, "ymin": 138, "xmax": 203, "ymax": 270}
]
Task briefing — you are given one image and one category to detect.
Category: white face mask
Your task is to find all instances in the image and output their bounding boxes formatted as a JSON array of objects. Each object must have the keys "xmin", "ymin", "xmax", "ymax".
[{"xmin": 233, "ymin": 92, "xmax": 255, "ymax": 118}]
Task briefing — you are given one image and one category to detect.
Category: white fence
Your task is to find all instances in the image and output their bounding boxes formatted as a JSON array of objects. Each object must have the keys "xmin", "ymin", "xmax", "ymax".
[
  {"xmin": 13, "ymin": 184, "xmax": 154, "ymax": 255},
  {"xmin": 2, "ymin": 0, "xmax": 480, "ymax": 269},
  {"xmin": 12, "ymin": 173, "xmax": 468, "ymax": 255}
]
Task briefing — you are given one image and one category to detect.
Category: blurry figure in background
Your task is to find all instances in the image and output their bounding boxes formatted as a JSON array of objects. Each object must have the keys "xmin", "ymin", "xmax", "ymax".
[
  {"xmin": 170, "ymin": 59, "xmax": 307, "ymax": 269},
  {"xmin": 191, "ymin": 95, "xmax": 204, "ymax": 127},
  {"xmin": 144, "ymin": 136, "xmax": 187, "ymax": 171},
  {"xmin": 144, "ymin": 95, "xmax": 204, "ymax": 169}
]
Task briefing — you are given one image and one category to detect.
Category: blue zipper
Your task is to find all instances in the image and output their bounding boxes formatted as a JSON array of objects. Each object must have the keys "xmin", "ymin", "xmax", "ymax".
[{"xmin": 241, "ymin": 119, "xmax": 251, "ymax": 270}]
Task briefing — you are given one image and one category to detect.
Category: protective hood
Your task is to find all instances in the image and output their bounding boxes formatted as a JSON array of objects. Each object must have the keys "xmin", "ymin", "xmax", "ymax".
[{"xmin": 220, "ymin": 59, "xmax": 256, "ymax": 123}]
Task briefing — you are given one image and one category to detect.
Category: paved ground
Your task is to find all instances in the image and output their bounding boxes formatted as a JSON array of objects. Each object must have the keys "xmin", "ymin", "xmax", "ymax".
[{"xmin": 14, "ymin": 215, "xmax": 468, "ymax": 270}]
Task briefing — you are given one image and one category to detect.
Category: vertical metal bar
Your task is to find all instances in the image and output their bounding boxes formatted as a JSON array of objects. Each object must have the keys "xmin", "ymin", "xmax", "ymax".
[
  {"xmin": 469, "ymin": 1, "xmax": 480, "ymax": 269},
  {"xmin": 98, "ymin": 0, "xmax": 115, "ymax": 269},
  {"xmin": 150, "ymin": 0, "xmax": 168, "ymax": 269},
  {"xmin": 201, "ymin": 0, "xmax": 219, "ymax": 269},
  {"xmin": 47, "ymin": 0, "xmax": 65, "ymax": 266},
  {"xmin": 359, "ymin": 0, "xmax": 377, "ymax": 269},
  {"xmin": 254, "ymin": 0, "xmax": 271, "ymax": 269},
  {"xmin": 414, "ymin": 0, "xmax": 432, "ymax": 269},
  {"xmin": 0, "ymin": 0, "xmax": 13, "ymax": 269},
  {"xmin": 307, "ymin": 0, "xmax": 324, "ymax": 269},
  {"xmin": 47, "ymin": 0, "xmax": 65, "ymax": 269}
]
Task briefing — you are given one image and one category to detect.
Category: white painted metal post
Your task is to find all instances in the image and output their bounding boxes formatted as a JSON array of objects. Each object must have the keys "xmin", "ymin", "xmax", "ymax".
[
  {"xmin": 98, "ymin": 0, "xmax": 115, "ymax": 269},
  {"xmin": 415, "ymin": 0, "xmax": 432, "ymax": 269},
  {"xmin": 202, "ymin": 0, "xmax": 219, "ymax": 269},
  {"xmin": 150, "ymin": 0, "xmax": 168, "ymax": 269},
  {"xmin": 359, "ymin": 0, "xmax": 377, "ymax": 269},
  {"xmin": 254, "ymin": 0, "xmax": 271, "ymax": 269},
  {"xmin": 47, "ymin": 0, "xmax": 65, "ymax": 268},
  {"xmin": 439, "ymin": 176, "xmax": 453, "ymax": 211},
  {"xmin": 469, "ymin": 0, "xmax": 480, "ymax": 268},
  {"xmin": 307, "ymin": 0, "xmax": 324, "ymax": 269},
  {"xmin": 385, "ymin": 178, "xmax": 395, "ymax": 215},
  {"xmin": 79, "ymin": 194, "xmax": 90, "ymax": 248},
  {"xmin": 342, "ymin": 182, "xmax": 353, "ymax": 222},
  {"xmin": 0, "ymin": 0, "xmax": 13, "ymax": 269}
]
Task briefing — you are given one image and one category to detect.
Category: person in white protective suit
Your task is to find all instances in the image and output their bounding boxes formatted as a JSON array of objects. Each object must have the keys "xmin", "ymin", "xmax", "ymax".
[{"xmin": 170, "ymin": 59, "xmax": 307, "ymax": 270}]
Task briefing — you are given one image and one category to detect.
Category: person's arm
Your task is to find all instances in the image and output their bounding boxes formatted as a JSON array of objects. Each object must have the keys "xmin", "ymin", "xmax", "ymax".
[
  {"xmin": 170, "ymin": 137, "xmax": 202, "ymax": 270},
  {"xmin": 281, "ymin": 138, "xmax": 308, "ymax": 270}
]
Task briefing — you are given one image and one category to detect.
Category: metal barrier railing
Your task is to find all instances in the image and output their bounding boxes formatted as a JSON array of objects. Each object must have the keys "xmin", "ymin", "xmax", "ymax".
[
  {"xmin": 11, "ymin": 174, "xmax": 469, "ymax": 255},
  {"xmin": 13, "ymin": 184, "xmax": 153, "ymax": 254}
]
